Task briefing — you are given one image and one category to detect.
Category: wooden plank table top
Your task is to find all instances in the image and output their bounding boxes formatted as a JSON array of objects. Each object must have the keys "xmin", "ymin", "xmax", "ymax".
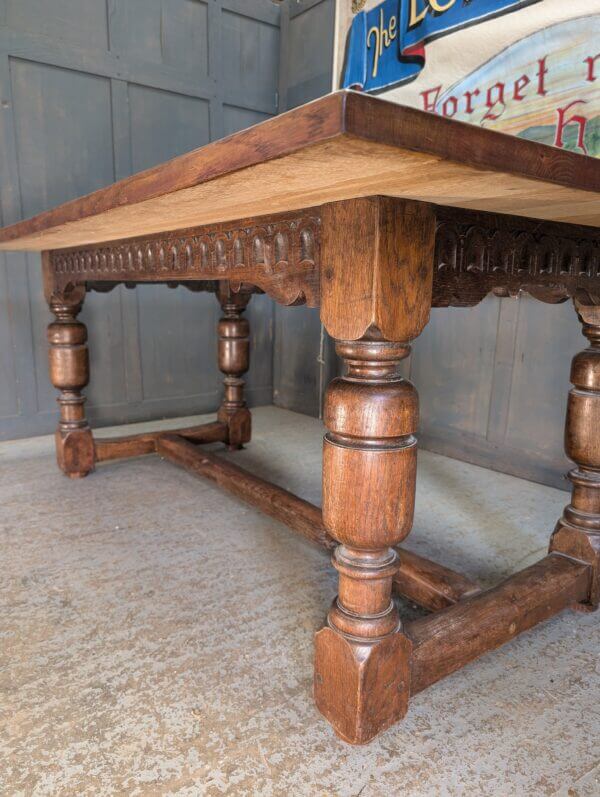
[{"xmin": 0, "ymin": 90, "xmax": 598, "ymax": 252}]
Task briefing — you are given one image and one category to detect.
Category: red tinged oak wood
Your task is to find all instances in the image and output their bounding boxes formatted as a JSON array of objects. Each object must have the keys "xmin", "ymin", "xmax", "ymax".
[
  {"xmin": 47, "ymin": 286, "xmax": 94, "ymax": 478},
  {"xmin": 94, "ymin": 421, "xmax": 228, "ymax": 463},
  {"xmin": 95, "ymin": 435, "xmax": 156, "ymax": 462},
  {"xmin": 315, "ymin": 198, "xmax": 436, "ymax": 741},
  {"xmin": 550, "ymin": 302, "xmax": 600, "ymax": 609},
  {"xmin": 216, "ymin": 283, "xmax": 252, "ymax": 449},
  {"xmin": 314, "ymin": 628, "xmax": 413, "ymax": 746},
  {"xmin": 395, "ymin": 548, "xmax": 480, "ymax": 611},
  {"xmin": 41, "ymin": 205, "xmax": 600, "ymax": 314},
  {"xmin": 343, "ymin": 91, "xmax": 599, "ymax": 196},
  {"xmin": 431, "ymin": 206, "xmax": 600, "ymax": 309},
  {"xmin": 43, "ymin": 210, "xmax": 321, "ymax": 309},
  {"xmin": 407, "ymin": 554, "xmax": 591, "ymax": 694},
  {"xmin": 156, "ymin": 434, "xmax": 333, "ymax": 550},
  {"xmin": 320, "ymin": 197, "xmax": 435, "ymax": 341},
  {"xmin": 315, "ymin": 333, "xmax": 422, "ymax": 743}
]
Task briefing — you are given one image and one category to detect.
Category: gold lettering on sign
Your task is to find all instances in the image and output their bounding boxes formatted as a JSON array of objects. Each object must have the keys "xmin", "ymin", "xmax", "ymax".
[
  {"xmin": 409, "ymin": 0, "xmax": 428, "ymax": 27},
  {"xmin": 429, "ymin": 0, "xmax": 456, "ymax": 12},
  {"xmin": 410, "ymin": 0, "xmax": 458, "ymax": 27},
  {"xmin": 367, "ymin": 8, "xmax": 398, "ymax": 78}
]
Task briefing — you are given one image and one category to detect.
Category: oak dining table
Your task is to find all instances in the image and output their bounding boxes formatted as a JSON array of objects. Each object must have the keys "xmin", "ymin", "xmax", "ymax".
[{"xmin": 1, "ymin": 90, "xmax": 599, "ymax": 744}]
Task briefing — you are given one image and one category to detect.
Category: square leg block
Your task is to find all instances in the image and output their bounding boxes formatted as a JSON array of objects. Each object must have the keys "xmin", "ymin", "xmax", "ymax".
[{"xmin": 314, "ymin": 627, "xmax": 412, "ymax": 744}]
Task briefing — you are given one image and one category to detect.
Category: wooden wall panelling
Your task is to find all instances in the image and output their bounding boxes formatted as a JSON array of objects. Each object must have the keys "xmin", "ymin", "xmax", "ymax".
[
  {"xmin": 206, "ymin": 1, "xmax": 279, "ymax": 141},
  {"xmin": 110, "ymin": 77, "xmax": 144, "ymax": 406},
  {"xmin": 410, "ymin": 299, "xmax": 500, "ymax": 438},
  {"xmin": 119, "ymin": 7, "xmax": 275, "ymax": 421},
  {"xmin": 244, "ymin": 293, "xmax": 277, "ymax": 408},
  {"xmin": 222, "ymin": 105, "xmax": 271, "ymax": 137},
  {"xmin": 9, "ymin": 59, "xmax": 116, "ymax": 227},
  {"xmin": 412, "ymin": 305, "xmax": 583, "ymax": 491},
  {"xmin": 161, "ymin": 0, "xmax": 209, "ymax": 74},
  {"xmin": 501, "ymin": 296, "xmax": 582, "ymax": 475},
  {"xmin": 9, "ymin": 57, "xmax": 127, "ymax": 426},
  {"xmin": 0, "ymin": 22, "xmax": 220, "ymax": 104},
  {"xmin": 5, "ymin": 0, "xmax": 109, "ymax": 49},
  {"xmin": 109, "ymin": 0, "xmax": 209, "ymax": 75},
  {"xmin": 204, "ymin": 0, "xmax": 278, "ymax": 408},
  {"xmin": 0, "ymin": 52, "xmax": 38, "ymax": 429},
  {"xmin": 221, "ymin": 3, "xmax": 279, "ymax": 113},
  {"xmin": 409, "ymin": 284, "xmax": 583, "ymax": 490},
  {"xmin": 0, "ymin": 0, "xmax": 280, "ymax": 440},
  {"xmin": 285, "ymin": 0, "xmax": 336, "ymax": 110},
  {"xmin": 221, "ymin": 0, "xmax": 281, "ymax": 26},
  {"xmin": 125, "ymin": 78, "xmax": 220, "ymax": 424},
  {"xmin": 273, "ymin": 305, "xmax": 323, "ymax": 415},
  {"xmin": 274, "ymin": 0, "xmax": 335, "ymax": 417},
  {"xmin": 207, "ymin": 0, "xmax": 224, "ymax": 142},
  {"xmin": 9, "ymin": 57, "xmax": 122, "ymax": 419},
  {"xmin": 136, "ymin": 282, "xmax": 220, "ymax": 412},
  {"xmin": 128, "ymin": 85, "xmax": 210, "ymax": 172},
  {"xmin": 485, "ymin": 297, "xmax": 520, "ymax": 447}
]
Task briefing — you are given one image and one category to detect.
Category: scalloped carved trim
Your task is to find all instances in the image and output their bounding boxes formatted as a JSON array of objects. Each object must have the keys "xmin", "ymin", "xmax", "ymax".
[
  {"xmin": 433, "ymin": 207, "xmax": 600, "ymax": 308},
  {"xmin": 48, "ymin": 211, "xmax": 321, "ymax": 308},
  {"xmin": 45, "ymin": 205, "xmax": 600, "ymax": 310}
]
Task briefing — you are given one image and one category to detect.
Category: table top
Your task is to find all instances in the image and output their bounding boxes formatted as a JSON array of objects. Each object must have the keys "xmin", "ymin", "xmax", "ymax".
[{"xmin": 0, "ymin": 90, "xmax": 598, "ymax": 253}]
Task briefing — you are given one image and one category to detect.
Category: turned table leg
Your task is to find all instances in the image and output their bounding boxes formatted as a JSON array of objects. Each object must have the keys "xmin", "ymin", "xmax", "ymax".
[
  {"xmin": 216, "ymin": 282, "xmax": 252, "ymax": 449},
  {"xmin": 313, "ymin": 196, "xmax": 435, "ymax": 744},
  {"xmin": 314, "ymin": 337, "xmax": 416, "ymax": 744},
  {"xmin": 550, "ymin": 301, "xmax": 600, "ymax": 609},
  {"xmin": 47, "ymin": 288, "xmax": 95, "ymax": 478}
]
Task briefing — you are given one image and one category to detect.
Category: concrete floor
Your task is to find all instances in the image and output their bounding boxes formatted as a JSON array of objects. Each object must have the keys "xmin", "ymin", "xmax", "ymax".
[{"xmin": 1, "ymin": 406, "xmax": 599, "ymax": 796}]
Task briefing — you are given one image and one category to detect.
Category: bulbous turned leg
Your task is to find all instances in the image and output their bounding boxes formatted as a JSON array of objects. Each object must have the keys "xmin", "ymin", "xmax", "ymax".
[
  {"xmin": 47, "ymin": 288, "xmax": 95, "ymax": 478},
  {"xmin": 550, "ymin": 302, "xmax": 600, "ymax": 610},
  {"xmin": 217, "ymin": 282, "xmax": 252, "ymax": 450},
  {"xmin": 314, "ymin": 338, "xmax": 415, "ymax": 744}
]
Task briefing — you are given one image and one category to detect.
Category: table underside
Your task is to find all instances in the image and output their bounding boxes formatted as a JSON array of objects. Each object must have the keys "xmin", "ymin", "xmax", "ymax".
[{"xmin": 41, "ymin": 196, "xmax": 600, "ymax": 745}]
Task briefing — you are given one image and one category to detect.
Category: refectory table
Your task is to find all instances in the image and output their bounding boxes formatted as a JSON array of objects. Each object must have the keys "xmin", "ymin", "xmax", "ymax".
[{"xmin": 1, "ymin": 91, "xmax": 599, "ymax": 744}]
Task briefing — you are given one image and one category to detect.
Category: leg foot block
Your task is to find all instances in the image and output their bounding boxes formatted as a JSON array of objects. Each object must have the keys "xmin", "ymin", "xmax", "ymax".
[
  {"xmin": 550, "ymin": 524, "xmax": 600, "ymax": 610},
  {"xmin": 218, "ymin": 407, "xmax": 251, "ymax": 450},
  {"xmin": 314, "ymin": 627, "xmax": 412, "ymax": 744},
  {"xmin": 55, "ymin": 428, "xmax": 95, "ymax": 478}
]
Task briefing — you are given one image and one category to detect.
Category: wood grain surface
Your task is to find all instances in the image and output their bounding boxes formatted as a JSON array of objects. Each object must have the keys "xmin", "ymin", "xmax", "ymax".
[
  {"xmin": 320, "ymin": 197, "xmax": 435, "ymax": 340},
  {"xmin": 44, "ymin": 205, "xmax": 600, "ymax": 315},
  {"xmin": 408, "ymin": 554, "xmax": 591, "ymax": 694},
  {"xmin": 1, "ymin": 91, "xmax": 598, "ymax": 251}
]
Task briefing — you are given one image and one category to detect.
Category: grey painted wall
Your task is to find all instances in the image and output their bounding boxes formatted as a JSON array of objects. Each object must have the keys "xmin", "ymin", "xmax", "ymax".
[
  {"xmin": 274, "ymin": 0, "xmax": 582, "ymax": 490},
  {"xmin": 0, "ymin": 0, "xmax": 280, "ymax": 440}
]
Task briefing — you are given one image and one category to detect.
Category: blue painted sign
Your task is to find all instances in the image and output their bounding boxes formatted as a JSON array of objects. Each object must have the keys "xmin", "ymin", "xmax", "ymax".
[{"xmin": 343, "ymin": 0, "xmax": 542, "ymax": 92}]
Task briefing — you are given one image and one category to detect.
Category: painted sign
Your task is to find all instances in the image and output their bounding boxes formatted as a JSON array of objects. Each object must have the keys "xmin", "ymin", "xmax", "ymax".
[
  {"xmin": 336, "ymin": 0, "xmax": 600, "ymax": 157},
  {"xmin": 433, "ymin": 16, "xmax": 599, "ymax": 156},
  {"xmin": 343, "ymin": 0, "xmax": 541, "ymax": 92}
]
